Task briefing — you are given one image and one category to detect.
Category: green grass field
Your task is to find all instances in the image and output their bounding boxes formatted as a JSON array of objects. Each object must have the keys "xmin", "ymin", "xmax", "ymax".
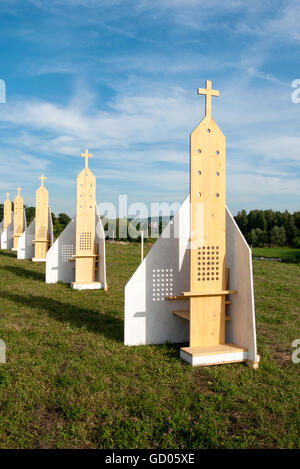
[
  {"xmin": 0, "ymin": 244, "xmax": 299, "ymax": 449},
  {"xmin": 252, "ymin": 247, "xmax": 300, "ymax": 263}
]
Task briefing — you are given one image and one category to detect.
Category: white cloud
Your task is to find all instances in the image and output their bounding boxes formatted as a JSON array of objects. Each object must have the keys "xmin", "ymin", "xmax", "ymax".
[
  {"xmin": 0, "ymin": 75, "xmax": 299, "ymax": 193},
  {"xmin": 1, "ymin": 0, "xmax": 300, "ymax": 215}
]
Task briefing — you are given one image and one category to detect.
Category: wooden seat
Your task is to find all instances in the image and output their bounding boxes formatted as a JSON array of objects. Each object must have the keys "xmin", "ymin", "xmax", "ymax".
[
  {"xmin": 172, "ymin": 310, "xmax": 231, "ymax": 321},
  {"xmin": 170, "ymin": 268, "xmax": 233, "ymax": 322}
]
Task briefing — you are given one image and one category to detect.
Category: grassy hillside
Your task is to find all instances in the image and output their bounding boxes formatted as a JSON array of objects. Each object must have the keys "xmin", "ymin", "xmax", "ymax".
[
  {"xmin": 0, "ymin": 244, "xmax": 299, "ymax": 449},
  {"xmin": 253, "ymin": 247, "xmax": 300, "ymax": 263}
]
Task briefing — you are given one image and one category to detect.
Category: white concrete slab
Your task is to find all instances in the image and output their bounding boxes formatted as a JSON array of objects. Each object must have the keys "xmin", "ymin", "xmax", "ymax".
[
  {"xmin": 71, "ymin": 282, "xmax": 103, "ymax": 290},
  {"xmin": 180, "ymin": 349, "xmax": 249, "ymax": 366}
]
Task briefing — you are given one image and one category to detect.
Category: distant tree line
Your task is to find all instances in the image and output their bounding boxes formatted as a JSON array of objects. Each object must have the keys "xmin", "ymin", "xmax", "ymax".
[
  {"xmin": 24, "ymin": 207, "xmax": 71, "ymax": 239},
  {"xmin": 2, "ymin": 203, "xmax": 299, "ymax": 248},
  {"xmin": 0, "ymin": 205, "xmax": 71, "ymax": 241},
  {"xmin": 102, "ymin": 217, "xmax": 165, "ymax": 242},
  {"xmin": 51, "ymin": 212, "xmax": 71, "ymax": 239},
  {"xmin": 234, "ymin": 210, "xmax": 300, "ymax": 248}
]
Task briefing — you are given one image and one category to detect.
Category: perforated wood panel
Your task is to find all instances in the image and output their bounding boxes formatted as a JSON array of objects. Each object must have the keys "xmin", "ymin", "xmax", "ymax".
[
  {"xmin": 34, "ymin": 181, "xmax": 49, "ymax": 259},
  {"xmin": 3, "ymin": 197, "xmax": 12, "ymax": 231},
  {"xmin": 75, "ymin": 150, "xmax": 97, "ymax": 284},
  {"xmin": 79, "ymin": 231, "xmax": 92, "ymax": 251},
  {"xmin": 76, "ymin": 169, "xmax": 95, "ymax": 255},
  {"xmin": 190, "ymin": 116, "xmax": 225, "ymax": 293},
  {"xmin": 189, "ymin": 81, "xmax": 226, "ymax": 347},
  {"xmin": 196, "ymin": 245, "xmax": 221, "ymax": 282},
  {"xmin": 13, "ymin": 191, "xmax": 24, "ymax": 249}
]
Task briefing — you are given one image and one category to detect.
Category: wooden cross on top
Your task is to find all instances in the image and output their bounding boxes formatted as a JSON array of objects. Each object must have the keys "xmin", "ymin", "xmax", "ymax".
[
  {"xmin": 16, "ymin": 187, "xmax": 22, "ymax": 196},
  {"xmin": 39, "ymin": 174, "xmax": 47, "ymax": 187},
  {"xmin": 197, "ymin": 80, "xmax": 219, "ymax": 118},
  {"xmin": 81, "ymin": 149, "xmax": 92, "ymax": 170}
]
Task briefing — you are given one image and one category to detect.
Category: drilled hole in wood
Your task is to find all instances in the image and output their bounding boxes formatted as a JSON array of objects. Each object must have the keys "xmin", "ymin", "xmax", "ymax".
[{"xmin": 79, "ymin": 232, "xmax": 92, "ymax": 251}]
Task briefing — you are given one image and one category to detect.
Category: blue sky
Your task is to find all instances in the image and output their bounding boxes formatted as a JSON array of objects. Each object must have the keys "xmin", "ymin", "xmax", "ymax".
[{"xmin": 0, "ymin": 0, "xmax": 299, "ymax": 217}]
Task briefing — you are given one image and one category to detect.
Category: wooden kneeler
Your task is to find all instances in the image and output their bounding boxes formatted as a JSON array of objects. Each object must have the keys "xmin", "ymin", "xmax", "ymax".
[
  {"xmin": 33, "ymin": 174, "xmax": 50, "ymax": 261},
  {"xmin": 12, "ymin": 187, "xmax": 25, "ymax": 251},
  {"xmin": 3, "ymin": 192, "xmax": 12, "ymax": 232},
  {"xmin": 70, "ymin": 149, "xmax": 103, "ymax": 290},
  {"xmin": 124, "ymin": 80, "xmax": 259, "ymax": 368},
  {"xmin": 0, "ymin": 192, "xmax": 13, "ymax": 250},
  {"xmin": 167, "ymin": 80, "xmax": 248, "ymax": 366}
]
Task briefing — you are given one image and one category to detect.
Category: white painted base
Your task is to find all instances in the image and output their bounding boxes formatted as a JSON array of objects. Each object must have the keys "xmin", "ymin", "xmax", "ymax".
[
  {"xmin": 70, "ymin": 282, "xmax": 103, "ymax": 290},
  {"xmin": 11, "ymin": 248, "xmax": 17, "ymax": 252},
  {"xmin": 180, "ymin": 344, "xmax": 249, "ymax": 367},
  {"xmin": 32, "ymin": 258, "xmax": 46, "ymax": 262}
]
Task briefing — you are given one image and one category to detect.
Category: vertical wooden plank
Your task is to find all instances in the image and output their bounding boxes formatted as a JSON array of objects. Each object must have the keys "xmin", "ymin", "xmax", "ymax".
[
  {"xmin": 75, "ymin": 150, "xmax": 96, "ymax": 284},
  {"xmin": 13, "ymin": 187, "xmax": 24, "ymax": 249},
  {"xmin": 34, "ymin": 174, "xmax": 49, "ymax": 259},
  {"xmin": 3, "ymin": 193, "xmax": 12, "ymax": 231},
  {"xmin": 189, "ymin": 81, "xmax": 226, "ymax": 347}
]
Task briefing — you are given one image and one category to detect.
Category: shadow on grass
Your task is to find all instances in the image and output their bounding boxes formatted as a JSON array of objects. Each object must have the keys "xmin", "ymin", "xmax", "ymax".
[
  {"xmin": 0, "ymin": 290, "xmax": 123, "ymax": 342},
  {"xmin": 0, "ymin": 250, "xmax": 16, "ymax": 258},
  {"xmin": 0, "ymin": 265, "xmax": 45, "ymax": 281},
  {"xmin": 159, "ymin": 343, "xmax": 188, "ymax": 360}
]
